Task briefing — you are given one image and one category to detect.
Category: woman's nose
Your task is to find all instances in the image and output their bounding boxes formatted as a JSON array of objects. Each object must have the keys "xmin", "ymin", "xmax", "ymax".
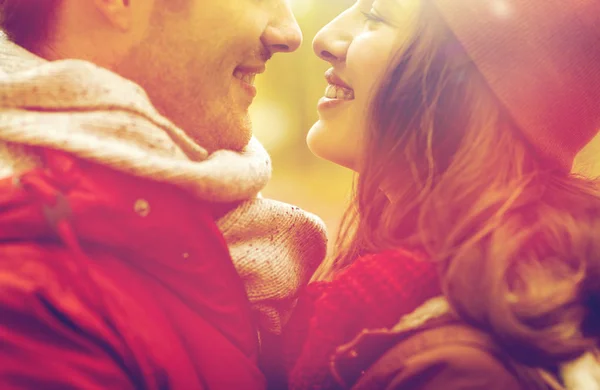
[{"xmin": 312, "ymin": 16, "xmax": 353, "ymax": 64}]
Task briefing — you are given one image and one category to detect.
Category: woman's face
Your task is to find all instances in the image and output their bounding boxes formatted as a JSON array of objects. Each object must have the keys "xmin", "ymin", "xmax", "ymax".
[{"xmin": 307, "ymin": 0, "xmax": 421, "ymax": 171}]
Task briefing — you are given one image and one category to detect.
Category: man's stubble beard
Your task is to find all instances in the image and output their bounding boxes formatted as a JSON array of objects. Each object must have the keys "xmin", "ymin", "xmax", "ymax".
[
  {"xmin": 114, "ymin": 52, "xmax": 254, "ymax": 153},
  {"xmin": 188, "ymin": 98, "xmax": 253, "ymax": 153},
  {"xmin": 112, "ymin": 8, "xmax": 256, "ymax": 154}
]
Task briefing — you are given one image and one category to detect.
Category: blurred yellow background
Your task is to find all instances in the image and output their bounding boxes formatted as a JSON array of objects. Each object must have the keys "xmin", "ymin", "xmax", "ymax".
[{"xmin": 251, "ymin": 0, "xmax": 356, "ymax": 250}]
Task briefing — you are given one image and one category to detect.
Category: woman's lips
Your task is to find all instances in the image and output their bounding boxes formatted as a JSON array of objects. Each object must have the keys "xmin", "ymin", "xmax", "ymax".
[
  {"xmin": 318, "ymin": 68, "xmax": 355, "ymax": 111},
  {"xmin": 318, "ymin": 69, "xmax": 355, "ymax": 112},
  {"xmin": 324, "ymin": 68, "xmax": 353, "ymax": 90}
]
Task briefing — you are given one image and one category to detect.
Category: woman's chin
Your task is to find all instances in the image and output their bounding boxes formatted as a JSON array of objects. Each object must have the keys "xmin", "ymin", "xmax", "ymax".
[{"xmin": 307, "ymin": 124, "xmax": 358, "ymax": 171}]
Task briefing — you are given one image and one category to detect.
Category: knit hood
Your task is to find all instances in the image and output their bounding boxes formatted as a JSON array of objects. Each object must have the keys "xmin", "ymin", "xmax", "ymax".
[{"xmin": 0, "ymin": 37, "xmax": 327, "ymax": 334}]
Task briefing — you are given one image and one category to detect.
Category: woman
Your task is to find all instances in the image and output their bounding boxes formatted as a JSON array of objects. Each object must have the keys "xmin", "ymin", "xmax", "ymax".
[{"xmin": 284, "ymin": 0, "xmax": 600, "ymax": 389}]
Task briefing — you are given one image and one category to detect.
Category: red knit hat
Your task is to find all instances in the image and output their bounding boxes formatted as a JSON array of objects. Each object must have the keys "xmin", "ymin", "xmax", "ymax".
[{"xmin": 433, "ymin": 0, "xmax": 600, "ymax": 171}]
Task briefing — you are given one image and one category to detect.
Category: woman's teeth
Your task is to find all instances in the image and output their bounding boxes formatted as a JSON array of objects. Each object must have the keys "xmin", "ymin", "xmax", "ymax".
[
  {"xmin": 234, "ymin": 70, "xmax": 256, "ymax": 85},
  {"xmin": 325, "ymin": 84, "xmax": 355, "ymax": 100}
]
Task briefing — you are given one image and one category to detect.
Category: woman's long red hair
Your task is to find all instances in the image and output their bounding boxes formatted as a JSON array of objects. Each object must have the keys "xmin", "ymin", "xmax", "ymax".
[{"xmin": 316, "ymin": 0, "xmax": 600, "ymax": 366}]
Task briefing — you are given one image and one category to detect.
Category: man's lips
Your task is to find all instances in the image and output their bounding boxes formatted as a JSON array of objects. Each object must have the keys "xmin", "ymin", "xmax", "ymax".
[
  {"xmin": 233, "ymin": 70, "xmax": 257, "ymax": 85},
  {"xmin": 233, "ymin": 65, "xmax": 266, "ymax": 86},
  {"xmin": 233, "ymin": 65, "xmax": 265, "ymax": 99}
]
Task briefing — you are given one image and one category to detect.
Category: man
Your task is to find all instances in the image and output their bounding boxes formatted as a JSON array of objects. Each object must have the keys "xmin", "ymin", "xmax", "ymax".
[{"xmin": 0, "ymin": 1, "xmax": 326, "ymax": 388}]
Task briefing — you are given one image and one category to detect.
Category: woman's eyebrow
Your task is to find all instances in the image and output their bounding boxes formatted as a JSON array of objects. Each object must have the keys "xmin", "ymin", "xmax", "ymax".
[{"xmin": 375, "ymin": 0, "xmax": 409, "ymax": 19}]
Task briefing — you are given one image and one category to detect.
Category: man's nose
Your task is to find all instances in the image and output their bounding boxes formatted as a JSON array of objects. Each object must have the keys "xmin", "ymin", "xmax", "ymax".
[{"xmin": 261, "ymin": 4, "xmax": 303, "ymax": 53}]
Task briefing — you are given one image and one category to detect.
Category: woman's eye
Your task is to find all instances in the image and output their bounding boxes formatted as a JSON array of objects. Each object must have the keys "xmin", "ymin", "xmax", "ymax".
[{"xmin": 361, "ymin": 10, "xmax": 385, "ymax": 26}]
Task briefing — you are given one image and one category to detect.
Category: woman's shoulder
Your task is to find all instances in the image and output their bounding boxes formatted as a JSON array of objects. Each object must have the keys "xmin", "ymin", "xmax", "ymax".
[
  {"xmin": 306, "ymin": 248, "xmax": 443, "ymax": 342},
  {"xmin": 301, "ymin": 249, "xmax": 437, "ymax": 307},
  {"xmin": 346, "ymin": 322, "xmax": 549, "ymax": 390},
  {"xmin": 284, "ymin": 250, "xmax": 444, "ymax": 388},
  {"xmin": 327, "ymin": 249, "xmax": 441, "ymax": 309},
  {"xmin": 350, "ymin": 248, "xmax": 427, "ymax": 267},
  {"xmin": 294, "ymin": 248, "xmax": 443, "ymax": 332},
  {"xmin": 334, "ymin": 248, "xmax": 436, "ymax": 285}
]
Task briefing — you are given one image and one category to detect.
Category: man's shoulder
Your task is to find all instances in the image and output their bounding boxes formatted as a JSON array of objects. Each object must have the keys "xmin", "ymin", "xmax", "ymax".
[
  {"xmin": 0, "ymin": 242, "xmax": 71, "ymax": 292},
  {"xmin": 0, "ymin": 242, "xmax": 103, "ymax": 318},
  {"xmin": 0, "ymin": 240, "xmax": 141, "ymax": 352}
]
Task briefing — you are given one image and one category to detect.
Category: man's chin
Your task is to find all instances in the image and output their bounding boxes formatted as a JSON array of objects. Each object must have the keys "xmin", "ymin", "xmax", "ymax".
[
  {"xmin": 180, "ymin": 102, "xmax": 253, "ymax": 153},
  {"xmin": 220, "ymin": 129, "xmax": 252, "ymax": 152},
  {"xmin": 204, "ymin": 116, "xmax": 253, "ymax": 153}
]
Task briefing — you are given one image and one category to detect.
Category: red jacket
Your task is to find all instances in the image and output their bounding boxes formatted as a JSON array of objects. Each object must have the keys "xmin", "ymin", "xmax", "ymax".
[{"xmin": 0, "ymin": 149, "xmax": 265, "ymax": 389}]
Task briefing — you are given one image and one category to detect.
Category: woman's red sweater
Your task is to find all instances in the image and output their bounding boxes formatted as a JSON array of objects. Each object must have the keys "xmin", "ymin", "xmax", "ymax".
[{"xmin": 284, "ymin": 249, "xmax": 442, "ymax": 389}]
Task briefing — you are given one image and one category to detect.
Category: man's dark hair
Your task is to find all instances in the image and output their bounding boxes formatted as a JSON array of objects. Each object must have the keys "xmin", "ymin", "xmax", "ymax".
[{"xmin": 0, "ymin": 0, "xmax": 60, "ymax": 50}]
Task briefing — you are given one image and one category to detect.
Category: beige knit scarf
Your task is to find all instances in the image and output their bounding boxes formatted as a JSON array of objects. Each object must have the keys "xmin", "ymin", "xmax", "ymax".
[{"xmin": 0, "ymin": 38, "xmax": 327, "ymax": 335}]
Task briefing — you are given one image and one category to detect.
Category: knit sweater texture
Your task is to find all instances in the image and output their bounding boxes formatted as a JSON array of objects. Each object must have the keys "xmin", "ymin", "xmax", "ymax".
[{"xmin": 284, "ymin": 249, "xmax": 441, "ymax": 389}]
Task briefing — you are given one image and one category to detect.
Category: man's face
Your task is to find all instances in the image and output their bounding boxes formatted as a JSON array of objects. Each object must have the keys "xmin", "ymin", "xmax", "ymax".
[{"xmin": 116, "ymin": 0, "xmax": 302, "ymax": 152}]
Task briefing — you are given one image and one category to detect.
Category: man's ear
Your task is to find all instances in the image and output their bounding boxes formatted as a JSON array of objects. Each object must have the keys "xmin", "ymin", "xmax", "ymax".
[{"xmin": 91, "ymin": 0, "xmax": 132, "ymax": 31}]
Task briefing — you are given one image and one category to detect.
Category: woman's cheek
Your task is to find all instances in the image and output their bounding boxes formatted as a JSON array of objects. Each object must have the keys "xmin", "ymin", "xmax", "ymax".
[{"xmin": 347, "ymin": 31, "xmax": 398, "ymax": 97}]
